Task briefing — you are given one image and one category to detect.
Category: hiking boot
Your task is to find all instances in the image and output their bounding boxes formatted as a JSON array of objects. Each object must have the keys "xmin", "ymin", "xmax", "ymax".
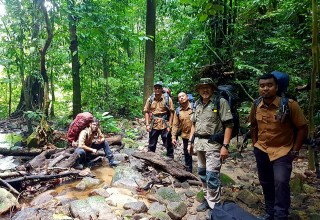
[
  {"xmin": 109, "ymin": 160, "xmax": 121, "ymax": 167},
  {"xmin": 196, "ymin": 200, "xmax": 210, "ymax": 212},
  {"xmin": 74, "ymin": 164, "xmax": 84, "ymax": 170},
  {"xmin": 257, "ymin": 214, "xmax": 274, "ymax": 220}
]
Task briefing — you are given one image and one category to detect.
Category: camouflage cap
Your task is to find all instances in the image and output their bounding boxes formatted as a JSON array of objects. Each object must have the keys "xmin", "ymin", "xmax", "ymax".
[
  {"xmin": 195, "ymin": 78, "xmax": 216, "ymax": 90},
  {"xmin": 154, "ymin": 81, "xmax": 163, "ymax": 87}
]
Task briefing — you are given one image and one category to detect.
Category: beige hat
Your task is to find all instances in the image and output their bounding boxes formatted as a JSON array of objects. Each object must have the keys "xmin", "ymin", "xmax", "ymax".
[{"xmin": 195, "ymin": 78, "xmax": 216, "ymax": 91}]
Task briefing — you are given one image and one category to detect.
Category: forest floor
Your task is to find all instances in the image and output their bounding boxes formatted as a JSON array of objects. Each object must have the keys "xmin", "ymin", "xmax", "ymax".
[{"xmin": 0, "ymin": 117, "xmax": 320, "ymax": 220}]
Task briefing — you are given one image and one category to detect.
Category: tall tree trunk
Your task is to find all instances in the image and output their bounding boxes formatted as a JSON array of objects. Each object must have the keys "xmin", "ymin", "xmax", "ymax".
[
  {"xmin": 68, "ymin": 0, "xmax": 82, "ymax": 118},
  {"xmin": 8, "ymin": 70, "xmax": 12, "ymax": 117},
  {"xmin": 39, "ymin": 0, "xmax": 53, "ymax": 117},
  {"xmin": 143, "ymin": 0, "xmax": 156, "ymax": 106},
  {"xmin": 50, "ymin": 67, "xmax": 55, "ymax": 117},
  {"xmin": 308, "ymin": 0, "xmax": 319, "ymax": 171}
]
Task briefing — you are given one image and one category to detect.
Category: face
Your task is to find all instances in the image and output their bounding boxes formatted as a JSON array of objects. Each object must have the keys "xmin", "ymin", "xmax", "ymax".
[
  {"xmin": 197, "ymin": 85, "xmax": 214, "ymax": 100},
  {"xmin": 177, "ymin": 92, "xmax": 188, "ymax": 104},
  {"xmin": 90, "ymin": 122, "xmax": 99, "ymax": 132},
  {"xmin": 258, "ymin": 78, "xmax": 278, "ymax": 99},
  {"xmin": 153, "ymin": 86, "xmax": 163, "ymax": 95}
]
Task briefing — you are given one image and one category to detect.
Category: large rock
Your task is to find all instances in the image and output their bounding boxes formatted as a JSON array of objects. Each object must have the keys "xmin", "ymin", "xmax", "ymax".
[
  {"xmin": 123, "ymin": 201, "xmax": 148, "ymax": 213},
  {"xmin": 0, "ymin": 188, "xmax": 18, "ymax": 215},
  {"xmin": 167, "ymin": 201, "xmax": 188, "ymax": 220},
  {"xmin": 70, "ymin": 196, "xmax": 115, "ymax": 220},
  {"xmin": 75, "ymin": 177, "xmax": 100, "ymax": 190},
  {"xmin": 111, "ymin": 165, "xmax": 145, "ymax": 190},
  {"xmin": 156, "ymin": 187, "xmax": 181, "ymax": 205},
  {"xmin": 236, "ymin": 189, "xmax": 260, "ymax": 208}
]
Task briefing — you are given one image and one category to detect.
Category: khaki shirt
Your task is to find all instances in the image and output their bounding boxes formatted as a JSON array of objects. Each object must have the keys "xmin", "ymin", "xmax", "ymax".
[
  {"xmin": 78, "ymin": 128, "xmax": 104, "ymax": 148},
  {"xmin": 191, "ymin": 97, "xmax": 233, "ymax": 151},
  {"xmin": 250, "ymin": 96, "xmax": 307, "ymax": 161},
  {"xmin": 143, "ymin": 94, "xmax": 174, "ymax": 130},
  {"xmin": 172, "ymin": 102, "xmax": 193, "ymax": 139}
]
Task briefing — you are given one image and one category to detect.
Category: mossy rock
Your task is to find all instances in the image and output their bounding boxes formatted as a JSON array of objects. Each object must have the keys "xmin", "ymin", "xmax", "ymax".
[
  {"xmin": 156, "ymin": 187, "xmax": 181, "ymax": 203},
  {"xmin": 122, "ymin": 137, "xmax": 139, "ymax": 148},
  {"xmin": 26, "ymin": 132, "xmax": 39, "ymax": 148},
  {"xmin": 150, "ymin": 211, "xmax": 171, "ymax": 220},
  {"xmin": 302, "ymin": 184, "xmax": 317, "ymax": 194},
  {"xmin": 290, "ymin": 175, "xmax": 304, "ymax": 193},
  {"xmin": 196, "ymin": 189, "xmax": 205, "ymax": 202},
  {"xmin": 220, "ymin": 173, "xmax": 236, "ymax": 186}
]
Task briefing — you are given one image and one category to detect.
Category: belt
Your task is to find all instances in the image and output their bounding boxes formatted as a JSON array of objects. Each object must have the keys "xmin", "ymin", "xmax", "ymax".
[{"xmin": 194, "ymin": 134, "xmax": 211, "ymax": 139}]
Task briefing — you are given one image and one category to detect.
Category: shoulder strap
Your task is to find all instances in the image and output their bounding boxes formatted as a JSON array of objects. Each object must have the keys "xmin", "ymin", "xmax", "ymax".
[
  {"xmin": 175, "ymin": 106, "xmax": 181, "ymax": 117},
  {"xmin": 149, "ymin": 93, "xmax": 155, "ymax": 105}
]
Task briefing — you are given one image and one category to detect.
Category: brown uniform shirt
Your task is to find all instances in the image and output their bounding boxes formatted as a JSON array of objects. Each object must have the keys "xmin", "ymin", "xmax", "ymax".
[
  {"xmin": 143, "ymin": 94, "xmax": 174, "ymax": 130},
  {"xmin": 78, "ymin": 128, "xmax": 104, "ymax": 149},
  {"xmin": 172, "ymin": 102, "xmax": 193, "ymax": 139},
  {"xmin": 250, "ymin": 96, "xmax": 307, "ymax": 161}
]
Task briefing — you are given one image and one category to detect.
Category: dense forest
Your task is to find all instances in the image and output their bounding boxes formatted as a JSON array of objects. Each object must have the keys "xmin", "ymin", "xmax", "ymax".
[{"xmin": 0, "ymin": 0, "xmax": 319, "ymax": 132}]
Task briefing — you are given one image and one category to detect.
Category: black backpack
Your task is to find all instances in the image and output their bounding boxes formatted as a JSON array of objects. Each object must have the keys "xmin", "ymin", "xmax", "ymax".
[
  {"xmin": 210, "ymin": 201, "xmax": 258, "ymax": 220},
  {"xmin": 194, "ymin": 85, "xmax": 240, "ymax": 144}
]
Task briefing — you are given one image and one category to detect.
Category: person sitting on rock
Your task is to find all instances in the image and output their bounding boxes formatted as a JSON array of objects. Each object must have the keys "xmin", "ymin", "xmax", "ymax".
[{"xmin": 74, "ymin": 118, "xmax": 120, "ymax": 169}]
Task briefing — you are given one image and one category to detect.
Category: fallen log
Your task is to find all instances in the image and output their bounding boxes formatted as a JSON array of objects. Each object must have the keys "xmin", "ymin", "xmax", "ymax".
[
  {"xmin": 132, "ymin": 151, "xmax": 199, "ymax": 181},
  {"xmin": 2, "ymin": 171, "xmax": 81, "ymax": 191},
  {"xmin": 0, "ymin": 147, "xmax": 42, "ymax": 157},
  {"xmin": 105, "ymin": 135, "xmax": 122, "ymax": 145}
]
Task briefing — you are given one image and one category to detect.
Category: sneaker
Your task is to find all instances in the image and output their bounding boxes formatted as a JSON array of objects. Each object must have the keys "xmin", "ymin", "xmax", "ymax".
[
  {"xmin": 109, "ymin": 160, "xmax": 121, "ymax": 167},
  {"xmin": 196, "ymin": 200, "xmax": 210, "ymax": 212}
]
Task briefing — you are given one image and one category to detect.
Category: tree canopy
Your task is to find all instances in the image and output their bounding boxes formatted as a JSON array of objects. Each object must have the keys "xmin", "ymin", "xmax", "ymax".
[{"xmin": 0, "ymin": 0, "xmax": 318, "ymax": 127}]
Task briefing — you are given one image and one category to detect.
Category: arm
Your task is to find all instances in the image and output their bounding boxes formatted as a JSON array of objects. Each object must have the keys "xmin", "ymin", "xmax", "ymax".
[
  {"xmin": 292, "ymin": 124, "xmax": 308, "ymax": 151},
  {"xmin": 220, "ymin": 126, "xmax": 232, "ymax": 160},
  {"xmin": 143, "ymin": 98, "xmax": 151, "ymax": 132},
  {"xmin": 78, "ymin": 130, "xmax": 97, "ymax": 153},
  {"xmin": 171, "ymin": 112, "xmax": 179, "ymax": 145},
  {"xmin": 95, "ymin": 128, "xmax": 105, "ymax": 144},
  {"xmin": 249, "ymin": 103, "xmax": 258, "ymax": 146},
  {"xmin": 187, "ymin": 122, "xmax": 195, "ymax": 154}
]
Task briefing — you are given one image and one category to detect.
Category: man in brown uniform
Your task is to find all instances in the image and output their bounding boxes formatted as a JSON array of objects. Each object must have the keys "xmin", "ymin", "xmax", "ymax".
[
  {"xmin": 189, "ymin": 78, "xmax": 233, "ymax": 212},
  {"xmin": 250, "ymin": 73, "xmax": 308, "ymax": 220},
  {"xmin": 143, "ymin": 82, "xmax": 175, "ymax": 158},
  {"xmin": 172, "ymin": 92, "xmax": 193, "ymax": 172}
]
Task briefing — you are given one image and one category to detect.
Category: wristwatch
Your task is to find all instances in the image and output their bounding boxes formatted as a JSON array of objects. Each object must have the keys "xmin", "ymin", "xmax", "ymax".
[
  {"xmin": 290, "ymin": 150, "xmax": 299, "ymax": 158},
  {"xmin": 222, "ymin": 143, "xmax": 229, "ymax": 150}
]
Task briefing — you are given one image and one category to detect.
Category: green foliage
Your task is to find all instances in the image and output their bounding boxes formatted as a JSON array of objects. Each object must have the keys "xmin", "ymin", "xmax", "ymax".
[
  {"xmin": 23, "ymin": 110, "xmax": 44, "ymax": 124},
  {"xmin": 95, "ymin": 112, "xmax": 121, "ymax": 133}
]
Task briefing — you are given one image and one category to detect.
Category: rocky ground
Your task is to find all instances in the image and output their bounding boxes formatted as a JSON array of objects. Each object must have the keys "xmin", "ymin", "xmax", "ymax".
[{"xmin": 0, "ymin": 118, "xmax": 320, "ymax": 220}]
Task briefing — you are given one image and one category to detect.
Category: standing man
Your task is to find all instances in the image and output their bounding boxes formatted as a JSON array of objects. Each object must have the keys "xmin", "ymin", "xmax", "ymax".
[
  {"xmin": 172, "ymin": 92, "xmax": 193, "ymax": 172},
  {"xmin": 75, "ymin": 118, "xmax": 121, "ymax": 168},
  {"xmin": 250, "ymin": 73, "xmax": 308, "ymax": 220},
  {"xmin": 144, "ymin": 81, "xmax": 175, "ymax": 159},
  {"xmin": 189, "ymin": 78, "xmax": 233, "ymax": 212}
]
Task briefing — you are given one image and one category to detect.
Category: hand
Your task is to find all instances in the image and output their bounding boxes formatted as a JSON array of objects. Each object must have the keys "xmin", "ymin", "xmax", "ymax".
[
  {"xmin": 72, "ymin": 141, "xmax": 77, "ymax": 147},
  {"xmin": 146, "ymin": 125, "xmax": 151, "ymax": 132},
  {"xmin": 220, "ymin": 146, "xmax": 229, "ymax": 161},
  {"xmin": 172, "ymin": 138, "xmax": 177, "ymax": 147},
  {"xmin": 187, "ymin": 142, "xmax": 194, "ymax": 155},
  {"xmin": 92, "ymin": 149, "xmax": 98, "ymax": 154}
]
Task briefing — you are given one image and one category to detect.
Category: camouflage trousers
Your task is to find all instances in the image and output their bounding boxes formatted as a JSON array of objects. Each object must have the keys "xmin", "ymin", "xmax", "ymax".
[{"xmin": 197, "ymin": 148, "xmax": 222, "ymax": 209}]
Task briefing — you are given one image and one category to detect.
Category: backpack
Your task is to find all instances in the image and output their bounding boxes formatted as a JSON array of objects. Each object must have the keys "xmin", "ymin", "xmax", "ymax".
[
  {"xmin": 67, "ymin": 112, "xmax": 94, "ymax": 144},
  {"xmin": 210, "ymin": 201, "xmax": 258, "ymax": 220},
  {"xmin": 254, "ymin": 71, "xmax": 290, "ymax": 123},
  {"xmin": 205, "ymin": 85, "xmax": 240, "ymax": 144}
]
